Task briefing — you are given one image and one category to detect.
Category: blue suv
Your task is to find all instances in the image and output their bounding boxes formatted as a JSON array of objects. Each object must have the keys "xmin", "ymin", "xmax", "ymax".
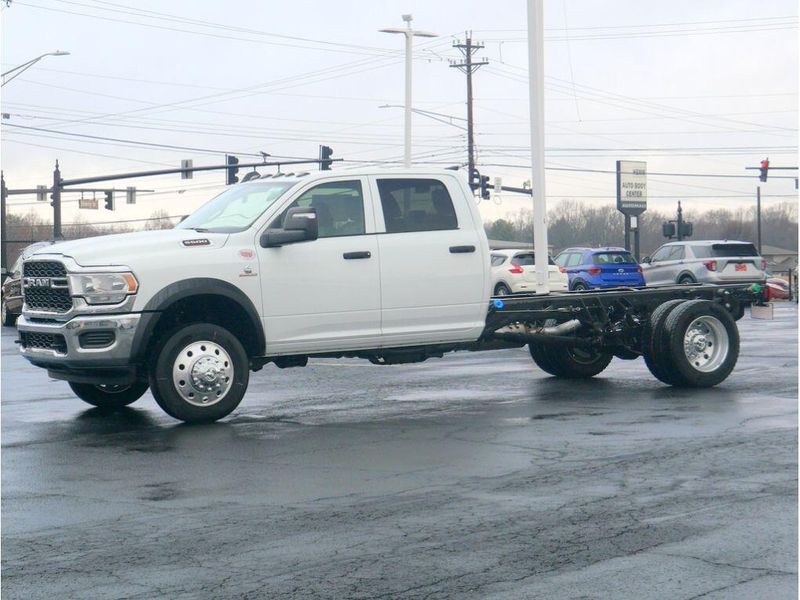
[{"xmin": 554, "ymin": 247, "xmax": 645, "ymax": 290}]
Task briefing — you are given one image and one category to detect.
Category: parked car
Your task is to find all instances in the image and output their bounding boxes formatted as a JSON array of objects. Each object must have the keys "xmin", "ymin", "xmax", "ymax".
[
  {"xmin": 766, "ymin": 276, "xmax": 791, "ymax": 300},
  {"xmin": 490, "ymin": 249, "xmax": 568, "ymax": 295},
  {"xmin": 2, "ymin": 241, "xmax": 53, "ymax": 326},
  {"xmin": 641, "ymin": 240, "xmax": 768, "ymax": 287},
  {"xmin": 554, "ymin": 247, "xmax": 645, "ymax": 290}
]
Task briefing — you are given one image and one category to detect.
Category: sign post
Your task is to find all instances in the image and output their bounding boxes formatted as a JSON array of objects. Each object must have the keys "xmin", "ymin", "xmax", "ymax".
[{"xmin": 616, "ymin": 160, "xmax": 647, "ymax": 261}]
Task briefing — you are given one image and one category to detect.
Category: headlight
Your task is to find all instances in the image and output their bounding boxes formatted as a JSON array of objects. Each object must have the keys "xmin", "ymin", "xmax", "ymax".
[{"xmin": 68, "ymin": 272, "xmax": 138, "ymax": 305}]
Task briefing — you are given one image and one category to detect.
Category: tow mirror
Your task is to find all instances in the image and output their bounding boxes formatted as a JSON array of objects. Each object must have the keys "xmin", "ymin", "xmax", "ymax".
[{"xmin": 260, "ymin": 206, "xmax": 319, "ymax": 248}]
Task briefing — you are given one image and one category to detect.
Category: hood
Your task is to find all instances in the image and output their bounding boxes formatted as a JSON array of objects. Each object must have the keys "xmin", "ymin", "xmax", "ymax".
[{"xmin": 31, "ymin": 229, "xmax": 230, "ymax": 268}]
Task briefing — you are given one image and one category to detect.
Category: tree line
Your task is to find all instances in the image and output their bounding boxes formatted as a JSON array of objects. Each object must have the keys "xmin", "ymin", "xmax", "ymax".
[{"xmin": 485, "ymin": 200, "xmax": 798, "ymax": 256}]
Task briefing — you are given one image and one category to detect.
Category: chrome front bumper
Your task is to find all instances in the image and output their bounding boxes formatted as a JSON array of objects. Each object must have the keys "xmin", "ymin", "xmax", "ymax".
[{"xmin": 17, "ymin": 313, "xmax": 142, "ymax": 366}]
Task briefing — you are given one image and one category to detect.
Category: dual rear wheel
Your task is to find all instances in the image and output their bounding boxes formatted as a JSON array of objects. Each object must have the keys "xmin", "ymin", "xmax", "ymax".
[{"xmin": 528, "ymin": 299, "xmax": 739, "ymax": 388}]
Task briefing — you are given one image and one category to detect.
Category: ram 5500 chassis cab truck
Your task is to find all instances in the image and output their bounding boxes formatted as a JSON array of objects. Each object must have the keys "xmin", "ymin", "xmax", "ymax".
[{"xmin": 17, "ymin": 168, "xmax": 767, "ymax": 422}]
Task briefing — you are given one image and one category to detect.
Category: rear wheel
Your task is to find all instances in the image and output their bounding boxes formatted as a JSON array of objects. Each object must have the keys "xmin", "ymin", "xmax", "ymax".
[
  {"xmin": 678, "ymin": 274, "xmax": 696, "ymax": 285},
  {"xmin": 149, "ymin": 323, "xmax": 249, "ymax": 423},
  {"xmin": 643, "ymin": 299, "xmax": 686, "ymax": 385},
  {"xmin": 529, "ymin": 343, "xmax": 613, "ymax": 378},
  {"xmin": 69, "ymin": 381, "xmax": 149, "ymax": 409},
  {"xmin": 572, "ymin": 281, "xmax": 589, "ymax": 291},
  {"xmin": 494, "ymin": 283, "xmax": 511, "ymax": 296},
  {"xmin": 663, "ymin": 300, "xmax": 739, "ymax": 387}
]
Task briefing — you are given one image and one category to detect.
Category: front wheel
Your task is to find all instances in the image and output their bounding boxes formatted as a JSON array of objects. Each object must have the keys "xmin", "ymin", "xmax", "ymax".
[
  {"xmin": 149, "ymin": 323, "xmax": 249, "ymax": 423},
  {"xmin": 69, "ymin": 381, "xmax": 149, "ymax": 409}
]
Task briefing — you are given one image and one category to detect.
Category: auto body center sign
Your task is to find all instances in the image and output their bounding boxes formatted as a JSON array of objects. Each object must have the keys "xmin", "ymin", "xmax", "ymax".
[{"xmin": 616, "ymin": 160, "xmax": 647, "ymax": 216}]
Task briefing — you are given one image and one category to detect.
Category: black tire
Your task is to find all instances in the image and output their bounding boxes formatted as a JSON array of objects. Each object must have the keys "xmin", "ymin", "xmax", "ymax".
[
  {"xmin": 149, "ymin": 323, "xmax": 249, "ymax": 423},
  {"xmin": 678, "ymin": 274, "xmax": 696, "ymax": 285},
  {"xmin": 642, "ymin": 299, "xmax": 686, "ymax": 385},
  {"xmin": 572, "ymin": 281, "xmax": 589, "ymax": 291},
  {"xmin": 494, "ymin": 283, "xmax": 511, "ymax": 296},
  {"xmin": 730, "ymin": 303, "xmax": 746, "ymax": 321},
  {"xmin": 69, "ymin": 381, "xmax": 149, "ymax": 409},
  {"xmin": 662, "ymin": 300, "xmax": 739, "ymax": 388},
  {"xmin": 529, "ymin": 343, "xmax": 613, "ymax": 378},
  {"xmin": 1, "ymin": 299, "xmax": 17, "ymax": 327}
]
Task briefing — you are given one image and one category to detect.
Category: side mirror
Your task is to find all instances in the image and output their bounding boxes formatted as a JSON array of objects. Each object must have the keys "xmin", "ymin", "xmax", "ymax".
[
  {"xmin": 260, "ymin": 206, "xmax": 319, "ymax": 248},
  {"xmin": 641, "ymin": 256, "xmax": 651, "ymax": 264}
]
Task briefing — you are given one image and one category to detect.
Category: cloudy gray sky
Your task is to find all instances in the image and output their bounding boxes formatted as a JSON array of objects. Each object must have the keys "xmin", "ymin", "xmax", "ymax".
[{"xmin": 1, "ymin": 0, "xmax": 797, "ymax": 228}]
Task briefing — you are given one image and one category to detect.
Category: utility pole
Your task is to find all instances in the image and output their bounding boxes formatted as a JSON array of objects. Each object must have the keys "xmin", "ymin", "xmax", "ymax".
[
  {"xmin": 380, "ymin": 16, "xmax": 437, "ymax": 167},
  {"xmin": 52, "ymin": 161, "xmax": 62, "ymax": 239},
  {"xmin": 756, "ymin": 186, "xmax": 762, "ymax": 254},
  {"xmin": 450, "ymin": 34, "xmax": 488, "ymax": 186},
  {"xmin": 676, "ymin": 201, "xmax": 684, "ymax": 241},
  {"xmin": 1, "ymin": 172, "xmax": 7, "ymax": 275}
]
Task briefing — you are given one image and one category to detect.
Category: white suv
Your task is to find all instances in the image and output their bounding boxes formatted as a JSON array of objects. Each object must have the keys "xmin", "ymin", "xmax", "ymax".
[{"xmin": 490, "ymin": 249, "xmax": 568, "ymax": 295}]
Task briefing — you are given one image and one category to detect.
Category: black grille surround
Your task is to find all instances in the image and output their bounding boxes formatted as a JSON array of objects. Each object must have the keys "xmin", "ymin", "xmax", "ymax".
[
  {"xmin": 79, "ymin": 330, "xmax": 116, "ymax": 349},
  {"xmin": 22, "ymin": 261, "xmax": 73, "ymax": 313},
  {"xmin": 20, "ymin": 331, "xmax": 68, "ymax": 354}
]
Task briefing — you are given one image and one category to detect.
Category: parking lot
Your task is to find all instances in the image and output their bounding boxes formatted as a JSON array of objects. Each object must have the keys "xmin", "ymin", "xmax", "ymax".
[{"xmin": 1, "ymin": 304, "xmax": 797, "ymax": 599}]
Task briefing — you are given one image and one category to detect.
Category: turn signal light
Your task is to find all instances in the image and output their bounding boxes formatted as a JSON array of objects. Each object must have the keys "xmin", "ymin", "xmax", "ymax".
[
  {"xmin": 760, "ymin": 258, "xmax": 768, "ymax": 271},
  {"xmin": 703, "ymin": 260, "xmax": 717, "ymax": 271},
  {"xmin": 509, "ymin": 262, "xmax": 524, "ymax": 274}
]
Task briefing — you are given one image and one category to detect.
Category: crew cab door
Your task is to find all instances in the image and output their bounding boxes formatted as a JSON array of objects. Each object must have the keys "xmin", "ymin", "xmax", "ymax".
[
  {"xmin": 370, "ymin": 176, "xmax": 487, "ymax": 346},
  {"xmin": 258, "ymin": 177, "xmax": 381, "ymax": 354}
]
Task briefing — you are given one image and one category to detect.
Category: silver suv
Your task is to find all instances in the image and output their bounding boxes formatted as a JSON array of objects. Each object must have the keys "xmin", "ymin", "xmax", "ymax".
[{"xmin": 642, "ymin": 240, "xmax": 768, "ymax": 286}]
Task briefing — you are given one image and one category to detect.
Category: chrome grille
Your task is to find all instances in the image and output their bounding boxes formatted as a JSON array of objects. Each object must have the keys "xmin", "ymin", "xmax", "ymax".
[
  {"xmin": 22, "ymin": 261, "xmax": 73, "ymax": 313},
  {"xmin": 20, "ymin": 331, "xmax": 68, "ymax": 354}
]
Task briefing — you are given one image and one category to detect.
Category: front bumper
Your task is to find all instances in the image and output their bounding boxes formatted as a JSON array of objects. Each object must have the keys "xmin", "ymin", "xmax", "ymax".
[{"xmin": 17, "ymin": 313, "xmax": 142, "ymax": 383}]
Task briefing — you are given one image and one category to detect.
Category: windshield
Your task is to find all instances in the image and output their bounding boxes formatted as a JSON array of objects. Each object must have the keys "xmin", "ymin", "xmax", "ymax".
[{"xmin": 177, "ymin": 182, "xmax": 297, "ymax": 233}]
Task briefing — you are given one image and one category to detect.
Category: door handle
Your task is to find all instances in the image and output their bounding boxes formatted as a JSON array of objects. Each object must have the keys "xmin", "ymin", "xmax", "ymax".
[
  {"xmin": 343, "ymin": 251, "xmax": 371, "ymax": 260},
  {"xmin": 449, "ymin": 245, "xmax": 476, "ymax": 254}
]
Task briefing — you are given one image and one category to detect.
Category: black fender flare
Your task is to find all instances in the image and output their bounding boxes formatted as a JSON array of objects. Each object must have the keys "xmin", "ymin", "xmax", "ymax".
[{"xmin": 130, "ymin": 278, "xmax": 265, "ymax": 361}]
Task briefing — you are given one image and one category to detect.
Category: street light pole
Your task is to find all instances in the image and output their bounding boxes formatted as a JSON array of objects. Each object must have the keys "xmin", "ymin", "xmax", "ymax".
[
  {"xmin": 380, "ymin": 16, "xmax": 437, "ymax": 168},
  {"xmin": 526, "ymin": 0, "xmax": 549, "ymax": 295},
  {"xmin": 1, "ymin": 51, "xmax": 70, "ymax": 86}
]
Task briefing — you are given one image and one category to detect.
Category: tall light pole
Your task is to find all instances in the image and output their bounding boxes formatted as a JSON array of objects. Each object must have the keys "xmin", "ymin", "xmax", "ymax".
[
  {"xmin": 380, "ymin": 15, "xmax": 437, "ymax": 167},
  {"xmin": 526, "ymin": 0, "xmax": 549, "ymax": 295},
  {"xmin": 1, "ymin": 51, "xmax": 70, "ymax": 86}
]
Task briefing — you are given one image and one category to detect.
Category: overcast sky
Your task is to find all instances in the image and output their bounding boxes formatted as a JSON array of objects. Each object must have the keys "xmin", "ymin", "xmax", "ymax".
[{"xmin": 1, "ymin": 0, "xmax": 797, "ymax": 229}]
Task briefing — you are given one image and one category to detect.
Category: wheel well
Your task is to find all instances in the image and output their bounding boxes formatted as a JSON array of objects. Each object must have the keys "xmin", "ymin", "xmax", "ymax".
[
  {"xmin": 145, "ymin": 294, "xmax": 262, "ymax": 361},
  {"xmin": 494, "ymin": 281, "xmax": 510, "ymax": 291},
  {"xmin": 677, "ymin": 272, "xmax": 696, "ymax": 283}
]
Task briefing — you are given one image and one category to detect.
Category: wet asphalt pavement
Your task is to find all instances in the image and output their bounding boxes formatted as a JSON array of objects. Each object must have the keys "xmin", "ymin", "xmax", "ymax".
[{"xmin": 1, "ymin": 304, "xmax": 797, "ymax": 599}]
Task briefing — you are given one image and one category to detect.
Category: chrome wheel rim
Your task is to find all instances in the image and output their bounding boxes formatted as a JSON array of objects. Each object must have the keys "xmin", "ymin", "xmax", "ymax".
[
  {"xmin": 683, "ymin": 316, "xmax": 728, "ymax": 372},
  {"xmin": 172, "ymin": 341, "xmax": 233, "ymax": 407}
]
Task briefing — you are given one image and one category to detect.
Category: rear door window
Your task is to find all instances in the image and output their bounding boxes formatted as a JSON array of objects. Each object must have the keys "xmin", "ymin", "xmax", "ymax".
[{"xmin": 377, "ymin": 178, "xmax": 458, "ymax": 233}]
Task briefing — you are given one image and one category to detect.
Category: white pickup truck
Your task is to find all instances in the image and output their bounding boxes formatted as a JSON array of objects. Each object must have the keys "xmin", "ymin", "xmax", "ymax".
[{"xmin": 17, "ymin": 168, "xmax": 765, "ymax": 422}]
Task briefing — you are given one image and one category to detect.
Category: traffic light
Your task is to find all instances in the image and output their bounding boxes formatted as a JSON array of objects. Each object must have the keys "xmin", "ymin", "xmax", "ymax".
[
  {"xmin": 126, "ymin": 186, "xmax": 136, "ymax": 205},
  {"xmin": 680, "ymin": 221, "xmax": 693, "ymax": 238},
  {"xmin": 479, "ymin": 174, "xmax": 490, "ymax": 200},
  {"xmin": 759, "ymin": 158, "xmax": 769, "ymax": 182},
  {"xmin": 104, "ymin": 190, "xmax": 114, "ymax": 211},
  {"xmin": 226, "ymin": 155, "xmax": 239, "ymax": 185},
  {"xmin": 319, "ymin": 145, "xmax": 333, "ymax": 170},
  {"xmin": 662, "ymin": 222, "xmax": 676, "ymax": 238}
]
